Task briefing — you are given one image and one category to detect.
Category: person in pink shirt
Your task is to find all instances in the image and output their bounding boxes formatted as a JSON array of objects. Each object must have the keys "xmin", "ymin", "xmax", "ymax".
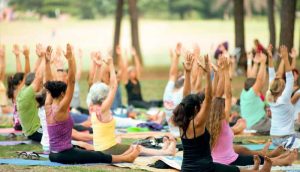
[{"xmin": 207, "ymin": 56, "xmax": 297, "ymax": 167}]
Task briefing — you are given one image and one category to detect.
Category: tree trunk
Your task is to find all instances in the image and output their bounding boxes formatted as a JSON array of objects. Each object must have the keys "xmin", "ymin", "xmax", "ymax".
[
  {"xmin": 234, "ymin": 0, "xmax": 246, "ymax": 67},
  {"xmin": 267, "ymin": 0, "xmax": 276, "ymax": 50},
  {"xmin": 128, "ymin": 0, "xmax": 143, "ymax": 64},
  {"xmin": 279, "ymin": 0, "xmax": 296, "ymax": 51},
  {"xmin": 112, "ymin": 0, "xmax": 124, "ymax": 62}
]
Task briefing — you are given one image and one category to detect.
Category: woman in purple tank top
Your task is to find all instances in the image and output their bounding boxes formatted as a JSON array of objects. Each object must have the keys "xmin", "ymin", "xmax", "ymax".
[{"xmin": 43, "ymin": 44, "xmax": 139, "ymax": 164}]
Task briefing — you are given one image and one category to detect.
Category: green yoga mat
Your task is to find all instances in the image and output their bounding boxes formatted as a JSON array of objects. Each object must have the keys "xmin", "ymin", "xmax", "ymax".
[{"xmin": 126, "ymin": 127, "xmax": 150, "ymax": 133}]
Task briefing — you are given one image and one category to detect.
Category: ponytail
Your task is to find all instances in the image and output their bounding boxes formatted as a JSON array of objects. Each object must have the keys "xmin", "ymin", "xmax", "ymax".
[{"xmin": 7, "ymin": 76, "xmax": 14, "ymax": 99}]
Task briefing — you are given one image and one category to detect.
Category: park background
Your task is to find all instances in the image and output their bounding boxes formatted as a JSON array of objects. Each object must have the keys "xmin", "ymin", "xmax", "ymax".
[
  {"xmin": 0, "ymin": 0, "xmax": 299, "ymax": 105},
  {"xmin": 0, "ymin": 0, "xmax": 299, "ymax": 171}
]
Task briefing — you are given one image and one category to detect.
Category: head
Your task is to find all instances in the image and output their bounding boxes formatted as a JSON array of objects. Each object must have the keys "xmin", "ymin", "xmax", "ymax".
[
  {"xmin": 244, "ymin": 78, "xmax": 256, "ymax": 91},
  {"xmin": 219, "ymin": 42, "xmax": 228, "ymax": 52},
  {"xmin": 56, "ymin": 69, "xmax": 68, "ymax": 83},
  {"xmin": 35, "ymin": 90, "xmax": 46, "ymax": 108},
  {"xmin": 7, "ymin": 72, "xmax": 24, "ymax": 99},
  {"xmin": 172, "ymin": 93, "xmax": 205, "ymax": 136},
  {"xmin": 174, "ymin": 75, "xmax": 184, "ymax": 89},
  {"xmin": 128, "ymin": 66, "xmax": 137, "ymax": 80},
  {"xmin": 266, "ymin": 78, "xmax": 286, "ymax": 102},
  {"xmin": 254, "ymin": 39, "xmax": 259, "ymax": 46},
  {"xmin": 44, "ymin": 81, "xmax": 67, "ymax": 101},
  {"xmin": 206, "ymin": 97, "xmax": 225, "ymax": 149},
  {"xmin": 86, "ymin": 82, "xmax": 109, "ymax": 107},
  {"xmin": 25, "ymin": 72, "xmax": 35, "ymax": 86}
]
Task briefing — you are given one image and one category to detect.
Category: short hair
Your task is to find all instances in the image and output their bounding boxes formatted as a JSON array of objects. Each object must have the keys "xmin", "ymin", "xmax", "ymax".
[{"xmin": 244, "ymin": 78, "xmax": 256, "ymax": 91}]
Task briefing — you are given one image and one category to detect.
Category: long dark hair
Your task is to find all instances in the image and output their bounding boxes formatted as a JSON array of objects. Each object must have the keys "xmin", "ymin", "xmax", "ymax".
[
  {"xmin": 172, "ymin": 93, "xmax": 205, "ymax": 137},
  {"xmin": 7, "ymin": 72, "xmax": 25, "ymax": 99}
]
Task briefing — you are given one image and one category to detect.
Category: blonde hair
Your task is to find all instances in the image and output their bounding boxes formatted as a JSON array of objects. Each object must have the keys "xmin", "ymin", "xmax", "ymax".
[
  {"xmin": 206, "ymin": 97, "xmax": 225, "ymax": 149},
  {"xmin": 267, "ymin": 78, "xmax": 285, "ymax": 102}
]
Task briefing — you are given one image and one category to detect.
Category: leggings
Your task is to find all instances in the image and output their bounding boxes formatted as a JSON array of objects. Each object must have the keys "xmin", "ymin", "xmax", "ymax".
[
  {"xmin": 27, "ymin": 129, "xmax": 43, "ymax": 142},
  {"xmin": 49, "ymin": 147, "xmax": 112, "ymax": 164},
  {"xmin": 230, "ymin": 154, "xmax": 264, "ymax": 166},
  {"xmin": 129, "ymin": 100, "xmax": 163, "ymax": 109}
]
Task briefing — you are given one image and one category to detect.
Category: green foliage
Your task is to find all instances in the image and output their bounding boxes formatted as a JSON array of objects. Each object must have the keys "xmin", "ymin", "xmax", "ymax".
[{"xmin": 8, "ymin": 0, "xmax": 277, "ymax": 20}]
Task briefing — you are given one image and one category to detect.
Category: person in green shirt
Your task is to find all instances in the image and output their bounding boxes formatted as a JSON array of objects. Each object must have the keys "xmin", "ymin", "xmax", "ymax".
[
  {"xmin": 240, "ymin": 52, "xmax": 270, "ymax": 135},
  {"xmin": 17, "ymin": 45, "xmax": 44, "ymax": 142}
]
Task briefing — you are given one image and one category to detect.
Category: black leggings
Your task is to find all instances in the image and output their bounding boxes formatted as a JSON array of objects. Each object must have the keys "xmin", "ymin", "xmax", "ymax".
[
  {"xmin": 27, "ymin": 130, "xmax": 42, "ymax": 142},
  {"xmin": 230, "ymin": 154, "xmax": 264, "ymax": 166},
  {"xmin": 49, "ymin": 147, "xmax": 112, "ymax": 164},
  {"xmin": 129, "ymin": 100, "xmax": 163, "ymax": 109}
]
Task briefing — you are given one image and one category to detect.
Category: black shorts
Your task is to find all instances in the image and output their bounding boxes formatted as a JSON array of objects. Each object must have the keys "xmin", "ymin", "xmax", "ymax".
[{"xmin": 230, "ymin": 154, "xmax": 264, "ymax": 166}]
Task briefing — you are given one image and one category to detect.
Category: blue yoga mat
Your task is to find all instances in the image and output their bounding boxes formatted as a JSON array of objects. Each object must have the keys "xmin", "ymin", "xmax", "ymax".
[
  {"xmin": 241, "ymin": 144, "xmax": 276, "ymax": 151},
  {"xmin": 0, "ymin": 140, "xmax": 32, "ymax": 146},
  {"xmin": 0, "ymin": 158, "xmax": 108, "ymax": 166}
]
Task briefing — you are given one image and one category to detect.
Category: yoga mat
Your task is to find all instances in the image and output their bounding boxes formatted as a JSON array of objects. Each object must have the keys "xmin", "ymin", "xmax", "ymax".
[
  {"xmin": 0, "ymin": 158, "xmax": 108, "ymax": 166},
  {"xmin": 241, "ymin": 144, "xmax": 276, "ymax": 151},
  {"xmin": 0, "ymin": 140, "xmax": 32, "ymax": 146},
  {"xmin": 117, "ymin": 131, "xmax": 170, "ymax": 139},
  {"xmin": 0, "ymin": 128, "xmax": 23, "ymax": 136}
]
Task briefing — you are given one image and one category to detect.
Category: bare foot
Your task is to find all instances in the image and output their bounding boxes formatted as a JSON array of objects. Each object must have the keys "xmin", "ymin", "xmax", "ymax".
[
  {"xmin": 121, "ymin": 145, "xmax": 134, "ymax": 156},
  {"xmin": 272, "ymin": 151, "xmax": 294, "ymax": 166},
  {"xmin": 252, "ymin": 155, "xmax": 261, "ymax": 170},
  {"xmin": 267, "ymin": 145, "xmax": 285, "ymax": 157},
  {"xmin": 164, "ymin": 138, "xmax": 177, "ymax": 156},
  {"xmin": 260, "ymin": 156, "xmax": 272, "ymax": 172},
  {"xmin": 162, "ymin": 137, "xmax": 170, "ymax": 150},
  {"xmin": 123, "ymin": 145, "xmax": 141, "ymax": 163},
  {"xmin": 292, "ymin": 149, "xmax": 298, "ymax": 161},
  {"xmin": 261, "ymin": 142, "xmax": 271, "ymax": 156}
]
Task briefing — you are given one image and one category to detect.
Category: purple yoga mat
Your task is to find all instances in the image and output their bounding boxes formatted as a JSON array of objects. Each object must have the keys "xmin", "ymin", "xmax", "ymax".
[{"xmin": 0, "ymin": 140, "xmax": 32, "ymax": 146}]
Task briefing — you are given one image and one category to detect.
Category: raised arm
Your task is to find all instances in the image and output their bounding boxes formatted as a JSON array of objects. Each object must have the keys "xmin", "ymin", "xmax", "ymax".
[
  {"xmin": 122, "ymin": 50, "xmax": 129, "ymax": 84},
  {"xmin": 191, "ymin": 44, "xmax": 200, "ymax": 92},
  {"xmin": 267, "ymin": 44, "xmax": 276, "ymax": 84},
  {"xmin": 215, "ymin": 57, "xmax": 225, "ymax": 97},
  {"xmin": 183, "ymin": 52, "xmax": 194, "ymax": 97},
  {"xmin": 252, "ymin": 53, "xmax": 267, "ymax": 95},
  {"xmin": 290, "ymin": 48, "xmax": 297, "ymax": 69},
  {"xmin": 88, "ymin": 52, "xmax": 97, "ymax": 87},
  {"xmin": 12, "ymin": 44, "xmax": 22, "ymax": 73},
  {"xmin": 224, "ymin": 59, "xmax": 232, "ymax": 122},
  {"xmin": 132, "ymin": 47, "xmax": 142, "ymax": 80},
  {"xmin": 195, "ymin": 55, "xmax": 212, "ymax": 131},
  {"xmin": 246, "ymin": 52, "xmax": 253, "ymax": 77},
  {"xmin": 59, "ymin": 44, "xmax": 76, "ymax": 112},
  {"xmin": 92, "ymin": 52, "xmax": 103, "ymax": 84},
  {"xmin": 249, "ymin": 53, "xmax": 259, "ymax": 78},
  {"xmin": 169, "ymin": 43, "xmax": 181, "ymax": 82},
  {"xmin": 44, "ymin": 46, "xmax": 53, "ymax": 106},
  {"xmin": 100, "ymin": 56, "xmax": 117, "ymax": 113},
  {"xmin": 33, "ymin": 43, "xmax": 44, "ymax": 72},
  {"xmin": 23, "ymin": 45, "xmax": 31, "ymax": 74},
  {"xmin": 278, "ymin": 45, "xmax": 294, "ymax": 101},
  {"xmin": 291, "ymin": 93, "xmax": 300, "ymax": 104},
  {"xmin": 0, "ymin": 45, "xmax": 5, "ymax": 81}
]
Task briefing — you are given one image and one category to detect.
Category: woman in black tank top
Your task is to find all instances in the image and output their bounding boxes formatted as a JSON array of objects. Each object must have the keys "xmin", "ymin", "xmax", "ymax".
[{"xmin": 172, "ymin": 53, "xmax": 272, "ymax": 172}]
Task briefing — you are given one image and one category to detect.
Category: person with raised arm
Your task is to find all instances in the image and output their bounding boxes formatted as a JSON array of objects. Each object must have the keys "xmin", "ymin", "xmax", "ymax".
[
  {"xmin": 267, "ymin": 45, "xmax": 298, "ymax": 148},
  {"xmin": 16, "ymin": 45, "xmax": 45, "ymax": 142},
  {"xmin": 289, "ymin": 48, "xmax": 300, "ymax": 122},
  {"xmin": 123, "ymin": 47, "xmax": 163, "ymax": 109},
  {"xmin": 172, "ymin": 53, "xmax": 272, "ymax": 172},
  {"xmin": 240, "ymin": 52, "xmax": 270, "ymax": 135},
  {"xmin": 208, "ymin": 57, "xmax": 296, "ymax": 167},
  {"xmin": 87, "ymin": 53, "xmax": 176, "ymax": 156},
  {"xmin": 0, "ymin": 45, "xmax": 12, "ymax": 115},
  {"xmin": 163, "ymin": 43, "xmax": 184, "ymax": 137},
  {"xmin": 44, "ymin": 44, "xmax": 140, "ymax": 164}
]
